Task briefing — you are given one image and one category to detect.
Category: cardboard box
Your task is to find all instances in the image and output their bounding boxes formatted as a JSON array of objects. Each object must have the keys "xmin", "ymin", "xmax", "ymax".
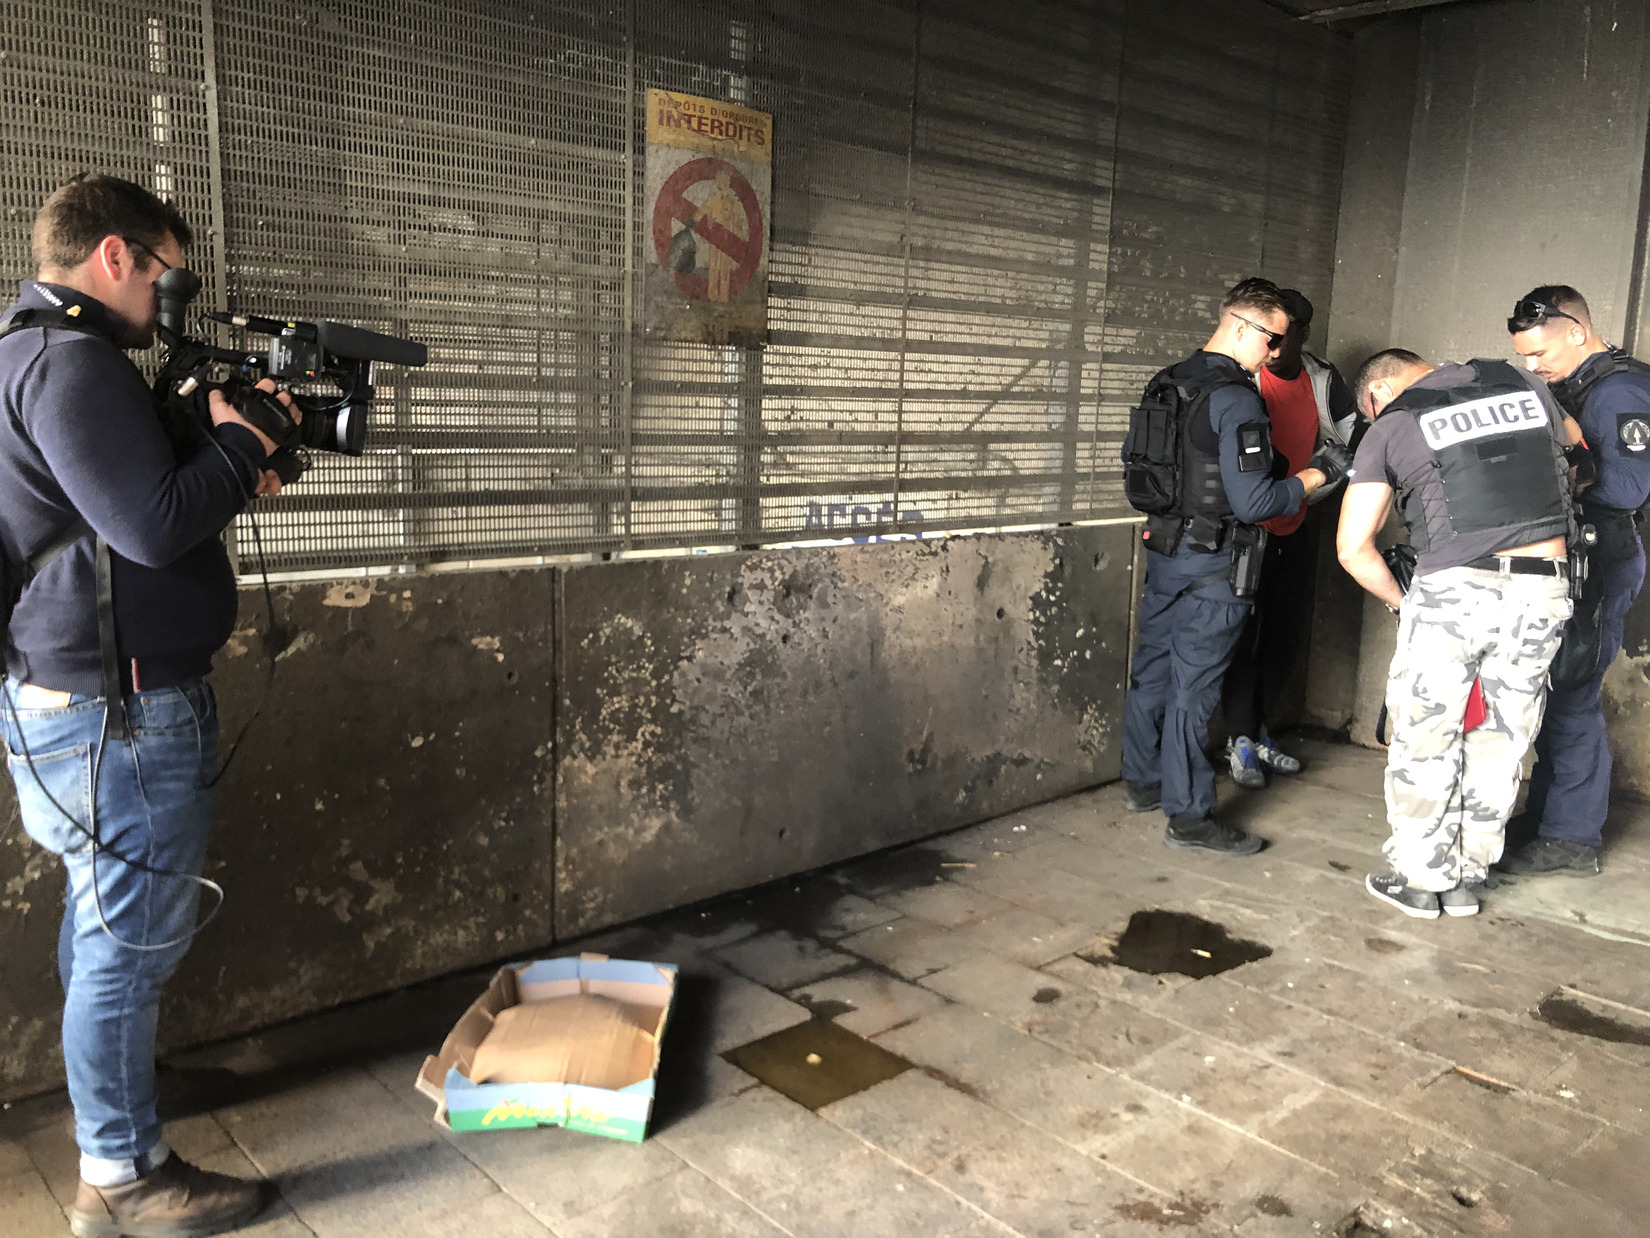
[{"xmin": 417, "ymin": 953, "xmax": 677, "ymax": 1142}]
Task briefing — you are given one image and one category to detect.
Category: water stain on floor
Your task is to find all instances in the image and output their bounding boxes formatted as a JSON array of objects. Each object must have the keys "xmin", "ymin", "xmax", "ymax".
[
  {"xmin": 1100, "ymin": 910, "xmax": 1271, "ymax": 979},
  {"xmin": 1114, "ymin": 1194, "xmax": 1215, "ymax": 1227},
  {"xmin": 723, "ymin": 1018, "xmax": 909, "ymax": 1109},
  {"xmin": 1535, "ymin": 989, "xmax": 1650, "ymax": 1047}
]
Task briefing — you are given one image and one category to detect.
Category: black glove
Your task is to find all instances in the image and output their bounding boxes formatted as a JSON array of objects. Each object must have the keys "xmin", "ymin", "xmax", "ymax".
[{"xmin": 1308, "ymin": 438, "xmax": 1354, "ymax": 489}]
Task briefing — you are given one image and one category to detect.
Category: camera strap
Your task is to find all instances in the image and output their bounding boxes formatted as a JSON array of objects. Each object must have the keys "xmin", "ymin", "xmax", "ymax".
[{"xmin": 93, "ymin": 536, "xmax": 128, "ymax": 740}]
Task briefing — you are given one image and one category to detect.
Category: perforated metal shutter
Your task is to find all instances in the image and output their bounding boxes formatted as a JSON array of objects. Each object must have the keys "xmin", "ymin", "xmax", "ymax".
[{"xmin": 1, "ymin": 0, "xmax": 1348, "ymax": 573}]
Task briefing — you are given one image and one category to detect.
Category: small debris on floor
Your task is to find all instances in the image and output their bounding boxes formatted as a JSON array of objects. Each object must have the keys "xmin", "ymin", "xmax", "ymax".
[{"xmin": 1451, "ymin": 1065, "xmax": 1516, "ymax": 1094}]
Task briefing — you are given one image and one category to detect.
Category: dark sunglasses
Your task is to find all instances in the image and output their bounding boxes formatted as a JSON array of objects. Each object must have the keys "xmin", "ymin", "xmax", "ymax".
[
  {"xmin": 1231, "ymin": 311, "xmax": 1286, "ymax": 352},
  {"xmin": 1507, "ymin": 298, "xmax": 1580, "ymax": 332}
]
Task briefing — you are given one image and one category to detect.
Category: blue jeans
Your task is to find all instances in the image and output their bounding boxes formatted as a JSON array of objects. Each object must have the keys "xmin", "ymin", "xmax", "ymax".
[
  {"xmin": 1, "ymin": 678, "xmax": 218, "ymax": 1175},
  {"xmin": 1525, "ymin": 548, "xmax": 1647, "ymax": 848}
]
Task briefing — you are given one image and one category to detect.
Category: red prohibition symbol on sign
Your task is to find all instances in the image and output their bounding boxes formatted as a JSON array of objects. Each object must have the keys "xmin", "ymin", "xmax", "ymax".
[{"xmin": 651, "ymin": 157, "xmax": 765, "ymax": 302}]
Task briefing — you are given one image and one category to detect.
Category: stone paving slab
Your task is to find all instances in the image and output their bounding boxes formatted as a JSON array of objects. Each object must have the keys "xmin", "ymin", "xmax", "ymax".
[
  {"xmin": 658, "ymin": 1085, "xmax": 1010, "ymax": 1238},
  {"xmin": 0, "ymin": 1168, "xmax": 67, "ymax": 1238},
  {"xmin": 5, "ymin": 739, "xmax": 1650, "ymax": 1236}
]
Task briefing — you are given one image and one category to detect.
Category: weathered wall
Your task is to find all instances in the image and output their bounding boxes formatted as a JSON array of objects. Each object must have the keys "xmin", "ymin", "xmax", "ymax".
[
  {"xmin": 0, "ymin": 525, "xmax": 1134, "ymax": 1098},
  {"xmin": 1327, "ymin": 0, "xmax": 1650, "ymax": 783},
  {"xmin": 556, "ymin": 525, "xmax": 1134, "ymax": 936},
  {"xmin": 0, "ymin": 571, "xmax": 559, "ymax": 1097}
]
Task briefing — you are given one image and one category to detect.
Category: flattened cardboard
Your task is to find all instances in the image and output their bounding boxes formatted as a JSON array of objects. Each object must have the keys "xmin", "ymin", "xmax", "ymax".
[
  {"xmin": 469, "ymin": 994, "xmax": 659, "ymax": 1089},
  {"xmin": 418, "ymin": 953, "xmax": 677, "ymax": 1142}
]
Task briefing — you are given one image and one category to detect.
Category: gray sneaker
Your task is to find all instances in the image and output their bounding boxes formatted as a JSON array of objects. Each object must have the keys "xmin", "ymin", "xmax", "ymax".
[
  {"xmin": 1365, "ymin": 872, "xmax": 1441, "ymax": 919},
  {"xmin": 1439, "ymin": 884, "xmax": 1481, "ymax": 917}
]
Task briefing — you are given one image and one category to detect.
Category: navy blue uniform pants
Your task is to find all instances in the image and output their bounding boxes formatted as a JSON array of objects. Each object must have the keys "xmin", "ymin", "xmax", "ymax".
[
  {"xmin": 1122, "ymin": 552, "xmax": 1252, "ymax": 820},
  {"xmin": 1525, "ymin": 547, "xmax": 1646, "ymax": 848}
]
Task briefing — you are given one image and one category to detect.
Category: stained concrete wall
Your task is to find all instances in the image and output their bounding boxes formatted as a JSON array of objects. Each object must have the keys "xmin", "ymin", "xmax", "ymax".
[
  {"xmin": 0, "ymin": 524, "xmax": 1134, "ymax": 1099},
  {"xmin": 1325, "ymin": 0, "xmax": 1650, "ymax": 785},
  {"xmin": 556, "ymin": 526, "xmax": 1134, "ymax": 937}
]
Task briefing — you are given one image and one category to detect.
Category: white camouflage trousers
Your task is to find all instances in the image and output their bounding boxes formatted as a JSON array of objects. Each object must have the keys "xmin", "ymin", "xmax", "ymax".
[{"xmin": 1382, "ymin": 565, "xmax": 1572, "ymax": 890}]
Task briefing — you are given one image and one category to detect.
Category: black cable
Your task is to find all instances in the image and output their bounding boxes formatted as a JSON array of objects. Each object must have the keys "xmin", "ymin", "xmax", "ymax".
[
  {"xmin": 0, "ymin": 431, "xmax": 280, "ymax": 949},
  {"xmin": 1, "ymin": 676, "xmax": 224, "ymax": 952}
]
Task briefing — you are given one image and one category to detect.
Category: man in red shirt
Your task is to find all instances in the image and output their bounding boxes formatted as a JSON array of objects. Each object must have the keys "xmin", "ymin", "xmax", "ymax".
[{"xmin": 1222, "ymin": 290, "xmax": 1359, "ymax": 788}]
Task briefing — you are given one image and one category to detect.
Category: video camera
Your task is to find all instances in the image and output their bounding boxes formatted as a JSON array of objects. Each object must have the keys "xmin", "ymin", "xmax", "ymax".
[{"xmin": 153, "ymin": 267, "xmax": 428, "ymax": 484}]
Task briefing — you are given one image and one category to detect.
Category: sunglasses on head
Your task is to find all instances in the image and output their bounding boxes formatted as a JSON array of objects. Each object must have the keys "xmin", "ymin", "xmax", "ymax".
[{"xmin": 1507, "ymin": 299, "xmax": 1580, "ymax": 332}]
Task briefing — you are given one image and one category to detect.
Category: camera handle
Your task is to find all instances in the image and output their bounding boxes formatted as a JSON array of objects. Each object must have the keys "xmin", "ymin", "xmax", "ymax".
[{"xmin": 225, "ymin": 380, "xmax": 302, "ymax": 450}]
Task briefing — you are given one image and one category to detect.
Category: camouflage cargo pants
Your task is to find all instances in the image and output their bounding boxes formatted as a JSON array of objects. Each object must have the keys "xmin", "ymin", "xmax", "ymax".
[{"xmin": 1383, "ymin": 565, "xmax": 1572, "ymax": 890}]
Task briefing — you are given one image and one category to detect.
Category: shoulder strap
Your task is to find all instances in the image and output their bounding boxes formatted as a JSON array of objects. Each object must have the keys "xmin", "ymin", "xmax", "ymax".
[
  {"xmin": 1552, "ymin": 348, "xmax": 1650, "ymax": 413},
  {"xmin": 0, "ymin": 306, "xmax": 108, "ymax": 340},
  {"xmin": 1466, "ymin": 358, "xmax": 1526, "ymax": 387},
  {"xmin": 94, "ymin": 536, "xmax": 128, "ymax": 739},
  {"xmin": 21, "ymin": 516, "xmax": 90, "ymax": 583},
  {"xmin": 2, "ymin": 310, "xmax": 98, "ymax": 584}
]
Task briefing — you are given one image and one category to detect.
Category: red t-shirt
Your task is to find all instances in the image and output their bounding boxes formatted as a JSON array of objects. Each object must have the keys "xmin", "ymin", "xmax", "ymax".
[{"xmin": 1256, "ymin": 365, "xmax": 1319, "ymax": 536}]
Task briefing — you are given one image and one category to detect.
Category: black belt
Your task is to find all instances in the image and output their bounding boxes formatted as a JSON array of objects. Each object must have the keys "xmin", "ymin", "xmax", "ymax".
[{"xmin": 1463, "ymin": 555, "xmax": 1567, "ymax": 576}]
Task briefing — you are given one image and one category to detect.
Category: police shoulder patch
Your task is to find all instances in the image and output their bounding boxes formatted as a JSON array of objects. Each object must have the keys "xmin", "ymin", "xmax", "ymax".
[{"xmin": 1618, "ymin": 411, "xmax": 1650, "ymax": 453}]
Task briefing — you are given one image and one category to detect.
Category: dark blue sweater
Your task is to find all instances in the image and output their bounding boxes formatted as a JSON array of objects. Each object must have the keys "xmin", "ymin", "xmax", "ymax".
[{"xmin": 0, "ymin": 282, "xmax": 268, "ymax": 694}]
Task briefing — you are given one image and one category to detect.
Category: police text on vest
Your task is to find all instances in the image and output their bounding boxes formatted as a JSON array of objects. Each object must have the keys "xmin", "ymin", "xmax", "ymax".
[{"xmin": 1418, "ymin": 394, "xmax": 1547, "ymax": 451}]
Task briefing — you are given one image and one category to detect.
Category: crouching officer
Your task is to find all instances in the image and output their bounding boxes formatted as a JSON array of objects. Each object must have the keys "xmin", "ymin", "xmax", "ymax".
[
  {"xmin": 1339, "ymin": 349, "xmax": 1578, "ymax": 919},
  {"xmin": 1504, "ymin": 286, "xmax": 1650, "ymax": 876},
  {"xmin": 1120, "ymin": 278, "xmax": 1345, "ymax": 854}
]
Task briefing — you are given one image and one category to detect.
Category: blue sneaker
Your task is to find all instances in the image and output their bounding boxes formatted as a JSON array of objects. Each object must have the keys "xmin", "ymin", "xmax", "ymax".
[
  {"xmin": 1255, "ymin": 735, "xmax": 1301, "ymax": 775},
  {"xmin": 1227, "ymin": 736, "xmax": 1266, "ymax": 789}
]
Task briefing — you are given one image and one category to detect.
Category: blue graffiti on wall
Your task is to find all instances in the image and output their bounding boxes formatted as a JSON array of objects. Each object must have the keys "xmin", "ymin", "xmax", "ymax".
[{"xmin": 804, "ymin": 500, "xmax": 925, "ymax": 542}]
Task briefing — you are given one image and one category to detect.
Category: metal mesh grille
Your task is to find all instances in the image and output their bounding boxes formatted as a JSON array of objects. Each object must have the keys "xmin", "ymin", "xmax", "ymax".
[{"xmin": 1, "ymin": 0, "xmax": 1348, "ymax": 572}]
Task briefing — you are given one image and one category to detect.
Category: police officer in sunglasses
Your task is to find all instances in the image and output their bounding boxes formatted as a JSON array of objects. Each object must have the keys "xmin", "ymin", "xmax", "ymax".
[{"xmin": 1504, "ymin": 286, "xmax": 1650, "ymax": 877}]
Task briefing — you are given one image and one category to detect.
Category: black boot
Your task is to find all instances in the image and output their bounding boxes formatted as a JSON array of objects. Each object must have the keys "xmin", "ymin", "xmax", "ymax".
[
  {"xmin": 1163, "ymin": 814, "xmax": 1263, "ymax": 855},
  {"xmin": 1500, "ymin": 837, "xmax": 1601, "ymax": 877},
  {"xmin": 1123, "ymin": 781, "xmax": 1161, "ymax": 813}
]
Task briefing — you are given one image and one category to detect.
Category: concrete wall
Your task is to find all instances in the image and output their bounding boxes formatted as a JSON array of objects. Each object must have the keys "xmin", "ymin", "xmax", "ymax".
[
  {"xmin": 0, "ymin": 523, "xmax": 1134, "ymax": 1099},
  {"xmin": 1325, "ymin": 0, "xmax": 1650, "ymax": 781}
]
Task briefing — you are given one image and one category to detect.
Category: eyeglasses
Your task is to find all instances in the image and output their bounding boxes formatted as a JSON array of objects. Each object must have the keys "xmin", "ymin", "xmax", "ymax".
[
  {"xmin": 121, "ymin": 236, "xmax": 173, "ymax": 273},
  {"xmin": 1231, "ymin": 311, "xmax": 1286, "ymax": 352},
  {"xmin": 1507, "ymin": 299, "xmax": 1580, "ymax": 332}
]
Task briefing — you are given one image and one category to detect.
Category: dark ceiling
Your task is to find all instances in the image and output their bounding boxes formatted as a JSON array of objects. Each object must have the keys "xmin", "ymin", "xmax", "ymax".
[{"xmin": 1264, "ymin": 0, "xmax": 1468, "ymax": 22}]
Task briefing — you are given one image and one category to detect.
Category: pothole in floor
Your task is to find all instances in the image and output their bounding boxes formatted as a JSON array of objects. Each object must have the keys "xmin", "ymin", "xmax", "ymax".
[
  {"xmin": 722, "ymin": 1018, "xmax": 910, "ymax": 1109},
  {"xmin": 1085, "ymin": 909, "xmax": 1271, "ymax": 979}
]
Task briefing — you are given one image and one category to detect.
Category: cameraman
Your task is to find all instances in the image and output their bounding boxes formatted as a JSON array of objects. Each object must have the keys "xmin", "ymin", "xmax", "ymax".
[{"xmin": 0, "ymin": 174, "xmax": 290, "ymax": 1237}]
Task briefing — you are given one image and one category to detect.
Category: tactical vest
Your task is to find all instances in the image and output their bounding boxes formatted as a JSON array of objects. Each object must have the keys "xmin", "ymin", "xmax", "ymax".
[
  {"xmin": 1123, "ymin": 353, "xmax": 1253, "ymax": 520},
  {"xmin": 1551, "ymin": 347, "xmax": 1650, "ymax": 470},
  {"xmin": 1388, "ymin": 359, "xmax": 1568, "ymax": 553},
  {"xmin": 1549, "ymin": 347, "xmax": 1650, "ymax": 419}
]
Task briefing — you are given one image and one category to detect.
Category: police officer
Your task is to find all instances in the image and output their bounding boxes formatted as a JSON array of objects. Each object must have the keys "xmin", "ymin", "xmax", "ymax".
[
  {"xmin": 1339, "ymin": 349, "xmax": 1578, "ymax": 919},
  {"xmin": 0, "ymin": 175, "xmax": 289, "ymax": 1235},
  {"xmin": 1120, "ymin": 278, "xmax": 1348, "ymax": 854},
  {"xmin": 1503, "ymin": 286, "xmax": 1650, "ymax": 876}
]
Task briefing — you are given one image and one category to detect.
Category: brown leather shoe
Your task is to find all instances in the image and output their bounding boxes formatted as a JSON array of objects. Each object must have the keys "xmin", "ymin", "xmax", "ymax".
[{"xmin": 69, "ymin": 1155, "xmax": 265, "ymax": 1238}]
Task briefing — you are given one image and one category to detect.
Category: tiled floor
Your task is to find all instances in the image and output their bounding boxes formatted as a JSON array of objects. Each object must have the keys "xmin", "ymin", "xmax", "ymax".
[{"xmin": 4, "ymin": 738, "xmax": 1650, "ymax": 1237}]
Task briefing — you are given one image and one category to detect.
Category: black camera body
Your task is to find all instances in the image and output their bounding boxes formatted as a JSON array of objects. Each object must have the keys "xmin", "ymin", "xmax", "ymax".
[{"xmin": 153, "ymin": 268, "xmax": 427, "ymax": 484}]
